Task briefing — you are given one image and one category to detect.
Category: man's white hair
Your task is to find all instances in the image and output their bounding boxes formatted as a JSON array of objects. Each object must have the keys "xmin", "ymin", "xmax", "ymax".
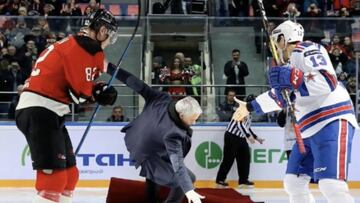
[{"xmin": 175, "ymin": 96, "xmax": 202, "ymax": 117}]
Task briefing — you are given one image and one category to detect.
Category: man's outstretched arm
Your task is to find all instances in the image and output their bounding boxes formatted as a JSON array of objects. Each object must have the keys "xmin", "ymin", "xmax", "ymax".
[{"xmin": 107, "ymin": 63, "xmax": 166, "ymax": 102}]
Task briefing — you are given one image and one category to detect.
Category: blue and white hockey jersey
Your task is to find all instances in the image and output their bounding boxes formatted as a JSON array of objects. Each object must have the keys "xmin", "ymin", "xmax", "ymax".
[{"xmin": 253, "ymin": 41, "xmax": 358, "ymax": 138}]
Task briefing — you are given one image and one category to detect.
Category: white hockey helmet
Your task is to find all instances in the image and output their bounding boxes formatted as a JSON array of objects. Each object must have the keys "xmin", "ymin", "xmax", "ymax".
[{"xmin": 271, "ymin": 20, "xmax": 304, "ymax": 44}]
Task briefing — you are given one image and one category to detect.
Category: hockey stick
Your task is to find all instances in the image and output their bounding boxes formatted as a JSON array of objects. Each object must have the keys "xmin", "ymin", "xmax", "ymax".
[
  {"xmin": 257, "ymin": 0, "xmax": 306, "ymax": 153},
  {"xmin": 75, "ymin": 0, "xmax": 141, "ymax": 155}
]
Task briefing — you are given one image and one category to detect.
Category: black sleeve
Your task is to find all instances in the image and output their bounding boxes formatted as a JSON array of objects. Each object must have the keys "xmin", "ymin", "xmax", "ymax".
[
  {"xmin": 223, "ymin": 61, "xmax": 233, "ymax": 77},
  {"xmin": 239, "ymin": 62, "xmax": 249, "ymax": 77},
  {"xmin": 249, "ymin": 127, "xmax": 258, "ymax": 139},
  {"xmin": 107, "ymin": 63, "xmax": 164, "ymax": 102},
  {"xmin": 164, "ymin": 133, "xmax": 194, "ymax": 193},
  {"xmin": 277, "ymin": 110, "xmax": 286, "ymax": 127}
]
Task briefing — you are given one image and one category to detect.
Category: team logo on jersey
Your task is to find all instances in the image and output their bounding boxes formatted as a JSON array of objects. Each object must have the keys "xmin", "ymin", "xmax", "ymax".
[
  {"xmin": 305, "ymin": 73, "xmax": 316, "ymax": 82},
  {"xmin": 290, "ymin": 67, "xmax": 304, "ymax": 89}
]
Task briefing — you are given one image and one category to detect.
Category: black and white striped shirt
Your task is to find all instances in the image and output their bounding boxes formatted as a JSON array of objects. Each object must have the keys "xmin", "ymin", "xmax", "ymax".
[{"xmin": 226, "ymin": 115, "xmax": 257, "ymax": 138}]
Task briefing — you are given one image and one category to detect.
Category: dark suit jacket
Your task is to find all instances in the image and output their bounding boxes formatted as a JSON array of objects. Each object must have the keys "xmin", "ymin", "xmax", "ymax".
[
  {"xmin": 111, "ymin": 66, "xmax": 194, "ymax": 193},
  {"xmin": 224, "ymin": 60, "xmax": 249, "ymax": 97}
]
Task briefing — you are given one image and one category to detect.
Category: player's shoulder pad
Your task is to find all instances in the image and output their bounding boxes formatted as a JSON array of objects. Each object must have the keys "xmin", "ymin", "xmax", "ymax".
[
  {"xmin": 303, "ymin": 42, "xmax": 323, "ymax": 58},
  {"xmin": 293, "ymin": 41, "xmax": 320, "ymax": 55},
  {"xmin": 74, "ymin": 35, "xmax": 102, "ymax": 56}
]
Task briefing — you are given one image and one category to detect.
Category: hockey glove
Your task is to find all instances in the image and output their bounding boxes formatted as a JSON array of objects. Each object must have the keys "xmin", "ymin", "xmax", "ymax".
[
  {"xmin": 93, "ymin": 82, "xmax": 117, "ymax": 106},
  {"xmin": 269, "ymin": 66, "xmax": 304, "ymax": 90},
  {"xmin": 269, "ymin": 88, "xmax": 296, "ymax": 108},
  {"xmin": 269, "ymin": 88, "xmax": 287, "ymax": 108}
]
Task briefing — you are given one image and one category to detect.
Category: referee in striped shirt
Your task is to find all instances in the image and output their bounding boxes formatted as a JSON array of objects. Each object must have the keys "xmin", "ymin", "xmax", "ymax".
[{"xmin": 216, "ymin": 95, "xmax": 264, "ymax": 188}]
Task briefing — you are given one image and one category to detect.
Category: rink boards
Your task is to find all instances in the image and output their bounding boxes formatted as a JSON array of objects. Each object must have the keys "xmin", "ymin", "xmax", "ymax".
[{"xmin": 0, "ymin": 123, "xmax": 359, "ymax": 188}]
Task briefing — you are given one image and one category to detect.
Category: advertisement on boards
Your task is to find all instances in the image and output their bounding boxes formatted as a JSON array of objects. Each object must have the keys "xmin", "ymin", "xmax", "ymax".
[{"xmin": 0, "ymin": 124, "xmax": 359, "ymax": 182}]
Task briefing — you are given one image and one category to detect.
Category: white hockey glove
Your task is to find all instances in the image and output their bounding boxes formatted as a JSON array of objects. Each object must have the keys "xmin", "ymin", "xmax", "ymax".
[
  {"xmin": 232, "ymin": 97, "xmax": 249, "ymax": 121},
  {"xmin": 185, "ymin": 190, "xmax": 205, "ymax": 203}
]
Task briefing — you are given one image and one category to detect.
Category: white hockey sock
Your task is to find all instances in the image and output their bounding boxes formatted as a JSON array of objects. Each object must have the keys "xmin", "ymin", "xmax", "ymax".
[
  {"xmin": 283, "ymin": 174, "xmax": 315, "ymax": 203},
  {"xmin": 319, "ymin": 179, "xmax": 354, "ymax": 203}
]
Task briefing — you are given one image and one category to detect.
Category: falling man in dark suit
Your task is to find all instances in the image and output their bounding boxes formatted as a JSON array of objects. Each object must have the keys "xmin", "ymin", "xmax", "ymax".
[{"xmin": 108, "ymin": 63, "xmax": 205, "ymax": 203}]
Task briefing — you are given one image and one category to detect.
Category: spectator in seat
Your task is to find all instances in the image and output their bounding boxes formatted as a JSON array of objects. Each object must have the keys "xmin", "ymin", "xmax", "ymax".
[
  {"xmin": 333, "ymin": 0, "xmax": 350, "ymax": 11},
  {"xmin": 60, "ymin": 0, "xmax": 83, "ymax": 32},
  {"xmin": 343, "ymin": 36, "xmax": 354, "ymax": 58},
  {"xmin": 151, "ymin": 56, "xmax": 164, "ymax": 88},
  {"xmin": 326, "ymin": 34, "xmax": 345, "ymax": 53},
  {"xmin": 343, "ymin": 52, "xmax": 356, "ymax": 77},
  {"xmin": 351, "ymin": 0, "xmax": 360, "ymax": 16},
  {"xmin": 28, "ymin": 0, "xmax": 44, "ymax": 15},
  {"xmin": 217, "ymin": 90, "xmax": 238, "ymax": 122},
  {"xmin": 346, "ymin": 76, "xmax": 356, "ymax": 105},
  {"xmin": 88, "ymin": 0, "xmax": 100, "ymax": 13},
  {"xmin": 338, "ymin": 71, "xmax": 349, "ymax": 87},
  {"xmin": 303, "ymin": 3, "xmax": 324, "ymax": 43},
  {"xmin": 283, "ymin": 3, "xmax": 301, "ymax": 19},
  {"xmin": 335, "ymin": 7, "xmax": 353, "ymax": 38},
  {"xmin": 107, "ymin": 105, "xmax": 130, "ymax": 122},
  {"xmin": 329, "ymin": 46, "xmax": 348, "ymax": 75},
  {"xmin": 0, "ymin": 33, "xmax": 8, "ymax": 49},
  {"xmin": 263, "ymin": 0, "xmax": 280, "ymax": 17}
]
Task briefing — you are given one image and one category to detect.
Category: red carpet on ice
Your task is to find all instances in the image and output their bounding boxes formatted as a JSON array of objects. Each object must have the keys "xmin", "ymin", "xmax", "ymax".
[{"xmin": 106, "ymin": 177, "xmax": 257, "ymax": 203}]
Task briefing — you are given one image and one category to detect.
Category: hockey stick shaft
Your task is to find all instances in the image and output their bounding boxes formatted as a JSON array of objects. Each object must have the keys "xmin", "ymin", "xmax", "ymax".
[
  {"xmin": 75, "ymin": 1, "xmax": 141, "ymax": 155},
  {"xmin": 257, "ymin": 0, "xmax": 306, "ymax": 153}
]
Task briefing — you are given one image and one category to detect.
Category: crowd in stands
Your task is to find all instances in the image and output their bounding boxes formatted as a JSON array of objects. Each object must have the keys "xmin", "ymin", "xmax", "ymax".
[
  {"xmin": 214, "ymin": 0, "xmax": 360, "ymax": 18},
  {"xmin": 0, "ymin": 0, "xmax": 102, "ymax": 118}
]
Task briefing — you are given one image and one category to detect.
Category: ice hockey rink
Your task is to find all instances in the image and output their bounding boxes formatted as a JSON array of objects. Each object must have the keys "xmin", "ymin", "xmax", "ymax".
[
  {"xmin": 2, "ymin": 0, "xmax": 360, "ymax": 202},
  {"xmin": 1, "ymin": 188, "xmax": 360, "ymax": 203}
]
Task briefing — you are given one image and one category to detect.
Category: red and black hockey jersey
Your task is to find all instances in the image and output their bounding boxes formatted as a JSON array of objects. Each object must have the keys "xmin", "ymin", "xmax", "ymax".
[{"xmin": 24, "ymin": 35, "xmax": 105, "ymax": 104}]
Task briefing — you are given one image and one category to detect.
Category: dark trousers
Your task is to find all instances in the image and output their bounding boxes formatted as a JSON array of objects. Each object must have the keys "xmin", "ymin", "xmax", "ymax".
[
  {"xmin": 146, "ymin": 169, "xmax": 196, "ymax": 203},
  {"xmin": 216, "ymin": 132, "xmax": 250, "ymax": 184}
]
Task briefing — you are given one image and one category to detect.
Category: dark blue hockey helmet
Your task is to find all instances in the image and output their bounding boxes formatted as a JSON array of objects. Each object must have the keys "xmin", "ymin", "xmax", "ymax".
[
  {"xmin": 85, "ymin": 9, "xmax": 117, "ymax": 32},
  {"xmin": 245, "ymin": 94, "xmax": 256, "ymax": 103}
]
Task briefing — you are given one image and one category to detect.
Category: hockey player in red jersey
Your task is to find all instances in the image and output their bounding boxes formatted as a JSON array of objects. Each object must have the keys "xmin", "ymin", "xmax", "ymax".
[{"xmin": 15, "ymin": 9, "xmax": 118, "ymax": 203}]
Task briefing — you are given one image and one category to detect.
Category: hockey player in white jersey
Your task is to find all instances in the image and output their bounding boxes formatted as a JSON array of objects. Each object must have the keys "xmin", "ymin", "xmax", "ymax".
[{"xmin": 232, "ymin": 20, "xmax": 358, "ymax": 203}]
